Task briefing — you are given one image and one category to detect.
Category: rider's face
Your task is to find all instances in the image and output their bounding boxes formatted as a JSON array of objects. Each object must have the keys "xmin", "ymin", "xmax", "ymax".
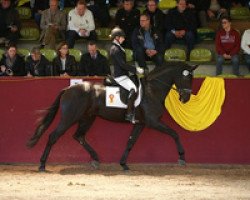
[{"xmin": 118, "ymin": 36, "xmax": 125, "ymax": 44}]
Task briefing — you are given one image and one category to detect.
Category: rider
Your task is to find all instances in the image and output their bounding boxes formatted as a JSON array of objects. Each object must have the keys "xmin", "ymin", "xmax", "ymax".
[{"xmin": 109, "ymin": 27, "xmax": 144, "ymax": 124}]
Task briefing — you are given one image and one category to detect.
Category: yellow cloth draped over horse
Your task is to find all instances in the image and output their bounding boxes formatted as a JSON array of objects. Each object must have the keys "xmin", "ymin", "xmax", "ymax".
[{"xmin": 165, "ymin": 77, "xmax": 225, "ymax": 131}]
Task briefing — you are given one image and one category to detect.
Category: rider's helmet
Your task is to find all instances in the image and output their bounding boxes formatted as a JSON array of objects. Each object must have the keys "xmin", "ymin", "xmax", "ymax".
[{"xmin": 110, "ymin": 27, "xmax": 125, "ymax": 40}]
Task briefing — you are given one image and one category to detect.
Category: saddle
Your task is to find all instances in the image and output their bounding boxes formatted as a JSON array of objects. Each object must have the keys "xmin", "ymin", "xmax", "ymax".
[{"xmin": 104, "ymin": 75, "xmax": 142, "ymax": 108}]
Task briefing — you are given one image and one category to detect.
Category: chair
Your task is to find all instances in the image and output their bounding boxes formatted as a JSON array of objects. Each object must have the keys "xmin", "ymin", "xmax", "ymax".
[
  {"xmin": 69, "ymin": 48, "xmax": 82, "ymax": 62},
  {"xmin": 158, "ymin": 0, "xmax": 177, "ymax": 10},
  {"xmin": 0, "ymin": 49, "xmax": 5, "ymax": 60},
  {"xmin": 164, "ymin": 48, "xmax": 186, "ymax": 61},
  {"xmin": 63, "ymin": 7, "xmax": 73, "ymax": 15},
  {"xmin": 98, "ymin": 48, "xmax": 109, "ymax": 59},
  {"xmin": 96, "ymin": 27, "xmax": 111, "ymax": 41},
  {"xmin": 197, "ymin": 28, "xmax": 215, "ymax": 41},
  {"xmin": 190, "ymin": 48, "xmax": 212, "ymax": 63},
  {"xmin": 230, "ymin": 7, "xmax": 250, "ymax": 20},
  {"xmin": 16, "ymin": 6, "xmax": 32, "ymax": 20},
  {"xmin": 125, "ymin": 48, "xmax": 133, "ymax": 62},
  {"xmin": 20, "ymin": 27, "xmax": 40, "ymax": 41},
  {"xmin": 40, "ymin": 49, "xmax": 57, "ymax": 62},
  {"xmin": 18, "ymin": 48, "xmax": 30, "ymax": 60}
]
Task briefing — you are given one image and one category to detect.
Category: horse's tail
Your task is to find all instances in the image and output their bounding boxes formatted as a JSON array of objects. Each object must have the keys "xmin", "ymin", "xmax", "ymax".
[{"xmin": 26, "ymin": 89, "xmax": 66, "ymax": 148}]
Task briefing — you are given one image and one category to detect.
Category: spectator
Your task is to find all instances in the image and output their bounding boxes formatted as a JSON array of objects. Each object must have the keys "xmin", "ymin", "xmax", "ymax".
[
  {"xmin": 115, "ymin": 0, "xmax": 140, "ymax": 49},
  {"xmin": 164, "ymin": 0, "xmax": 197, "ymax": 60},
  {"xmin": 241, "ymin": 29, "xmax": 250, "ymax": 72},
  {"xmin": 0, "ymin": 44, "xmax": 25, "ymax": 76},
  {"xmin": 40, "ymin": 0, "xmax": 67, "ymax": 49},
  {"xmin": 25, "ymin": 47, "xmax": 51, "ymax": 76},
  {"xmin": 0, "ymin": 0, "xmax": 21, "ymax": 46},
  {"xmin": 144, "ymin": 0, "xmax": 165, "ymax": 34},
  {"xmin": 215, "ymin": 16, "xmax": 241, "ymax": 76},
  {"xmin": 132, "ymin": 13, "xmax": 164, "ymax": 70},
  {"xmin": 79, "ymin": 41, "xmax": 110, "ymax": 76},
  {"xmin": 66, "ymin": 0, "xmax": 97, "ymax": 48},
  {"xmin": 53, "ymin": 41, "xmax": 77, "ymax": 76},
  {"xmin": 86, "ymin": 0, "xmax": 110, "ymax": 27},
  {"xmin": 109, "ymin": 27, "xmax": 144, "ymax": 123},
  {"xmin": 32, "ymin": 0, "xmax": 49, "ymax": 26}
]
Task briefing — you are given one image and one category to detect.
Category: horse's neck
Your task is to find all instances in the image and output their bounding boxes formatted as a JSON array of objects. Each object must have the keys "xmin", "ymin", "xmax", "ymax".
[{"xmin": 144, "ymin": 78, "xmax": 172, "ymax": 103}]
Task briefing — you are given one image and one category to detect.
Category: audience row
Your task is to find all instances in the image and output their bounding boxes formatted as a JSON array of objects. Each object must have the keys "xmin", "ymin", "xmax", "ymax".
[{"xmin": 0, "ymin": 41, "xmax": 110, "ymax": 76}]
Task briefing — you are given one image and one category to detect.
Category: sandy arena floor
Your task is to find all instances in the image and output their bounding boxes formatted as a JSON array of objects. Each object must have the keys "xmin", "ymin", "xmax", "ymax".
[{"xmin": 0, "ymin": 163, "xmax": 249, "ymax": 200}]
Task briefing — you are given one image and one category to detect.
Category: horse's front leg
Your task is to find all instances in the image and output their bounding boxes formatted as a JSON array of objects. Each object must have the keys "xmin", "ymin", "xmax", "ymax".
[
  {"xmin": 149, "ymin": 120, "xmax": 186, "ymax": 165},
  {"xmin": 120, "ymin": 124, "xmax": 145, "ymax": 170}
]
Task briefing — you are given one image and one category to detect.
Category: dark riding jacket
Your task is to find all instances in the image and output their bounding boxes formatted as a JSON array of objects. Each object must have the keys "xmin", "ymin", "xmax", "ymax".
[{"xmin": 110, "ymin": 41, "xmax": 136, "ymax": 77}]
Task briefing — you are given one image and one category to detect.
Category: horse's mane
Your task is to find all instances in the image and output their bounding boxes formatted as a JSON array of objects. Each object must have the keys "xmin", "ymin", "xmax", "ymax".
[{"xmin": 147, "ymin": 61, "xmax": 188, "ymax": 81}]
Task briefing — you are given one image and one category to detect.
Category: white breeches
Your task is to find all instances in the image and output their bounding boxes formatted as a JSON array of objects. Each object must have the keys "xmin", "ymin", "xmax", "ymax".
[{"xmin": 114, "ymin": 75, "xmax": 137, "ymax": 92}]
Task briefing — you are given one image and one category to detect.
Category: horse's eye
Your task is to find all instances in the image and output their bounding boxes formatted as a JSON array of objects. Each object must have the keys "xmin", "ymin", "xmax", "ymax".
[{"xmin": 182, "ymin": 70, "xmax": 190, "ymax": 76}]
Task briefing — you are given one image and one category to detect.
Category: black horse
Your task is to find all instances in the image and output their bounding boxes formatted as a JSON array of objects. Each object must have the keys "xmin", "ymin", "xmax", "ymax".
[{"xmin": 27, "ymin": 62, "xmax": 197, "ymax": 171}]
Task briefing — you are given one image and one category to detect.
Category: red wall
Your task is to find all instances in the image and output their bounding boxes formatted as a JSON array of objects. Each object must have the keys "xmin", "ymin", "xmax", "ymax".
[{"xmin": 0, "ymin": 77, "xmax": 250, "ymax": 164}]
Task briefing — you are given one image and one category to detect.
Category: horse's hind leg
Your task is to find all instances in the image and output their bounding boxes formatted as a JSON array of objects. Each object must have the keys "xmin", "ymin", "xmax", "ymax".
[
  {"xmin": 39, "ymin": 121, "xmax": 74, "ymax": 171},
  {"xmin": 120, "ymin": 124, "xmax": 145, "ymax": 170},
  {"xmin": 73, "ymin": 117, "xmax": 100, "ymax": 169}
]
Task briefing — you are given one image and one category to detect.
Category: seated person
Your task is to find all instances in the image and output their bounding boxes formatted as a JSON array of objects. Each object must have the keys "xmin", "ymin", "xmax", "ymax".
[
  {"xmin": 25, "ymin": 47, "xmax": 51, "ymax": 76},
  {"xmin": 66, "ymin": 0, "xmax": 97, "ymax": 48},
  {"xmin": 215, "ymin": 16, "xmax": 241, "ymax": 76},
  {"xmin": 144, "ymin": 0, "xmax": 165, "ymax": 34},
  {"xmin": 0, "ymin": 0, "xmax": 21, "ymax": 46},
  {"xmin": 115, "ymin": 0, "xmax": 140, "ymax": 49},
  {"xmin": 164, "ymin": 0, "xmax": 197, "ymax": 59},
  {"xmin": 186, "ymin": 0, "xmax": 228, "ymax": 27},
  {"xmin": 53, "ymin": 41, "xmax": 77, "ymax": 76},
  {"xmin": 32, "ymin": 0, "xmax": 49, "ymax": 26},
  {"xmin": 0, "ymin": 43, "xmax": 25, "ymax": 76},
  {"xmin": 86, "ymin": 0, "xmax": 110, "ymax": 27},
  {"xmin": 241, "ymin": 29, "xmax": 250, "ymax": 73},
  {"xmin": 131, "ymin": 13, "xmax": 165, "ymax": 70},
  {"xmin": 78, "ymin": 41, "xmax": 110, "ymax": 76},
  {"xmin": 40, "ymin": 0, "xmax": 67, "ymax": 49}
]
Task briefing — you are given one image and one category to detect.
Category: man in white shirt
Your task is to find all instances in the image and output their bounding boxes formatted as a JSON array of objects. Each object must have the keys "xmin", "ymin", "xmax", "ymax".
[
  {"xmin": 241, "ymin": 29, "xmax": 250, "ymax": 72},
  {"xmin": 66, "ymin": 0, "xmax": 97, "ymax": 48}
]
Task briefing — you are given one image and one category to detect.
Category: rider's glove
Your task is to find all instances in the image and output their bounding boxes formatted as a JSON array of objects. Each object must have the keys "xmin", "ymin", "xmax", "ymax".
[{"xmin": 136, "ymin": 67, "xmax": 144, "ymax": 75}]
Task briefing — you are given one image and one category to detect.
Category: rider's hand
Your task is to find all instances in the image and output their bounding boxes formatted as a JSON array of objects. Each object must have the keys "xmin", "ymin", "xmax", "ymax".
[{"xmin": 136, "ymin": 67, "xmax": 144, "ymax": 75}]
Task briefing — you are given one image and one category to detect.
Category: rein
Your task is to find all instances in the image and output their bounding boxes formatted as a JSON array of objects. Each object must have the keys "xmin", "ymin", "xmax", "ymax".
[{"xmin": 147, "ymin": 75, "xmax": 192, "ymax": 95}]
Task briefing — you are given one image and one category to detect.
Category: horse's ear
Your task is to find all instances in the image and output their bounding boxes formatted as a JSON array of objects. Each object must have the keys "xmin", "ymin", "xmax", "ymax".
[{"xmin": 191, "ymin": 65, "xmax": 199, "ymax": 71}]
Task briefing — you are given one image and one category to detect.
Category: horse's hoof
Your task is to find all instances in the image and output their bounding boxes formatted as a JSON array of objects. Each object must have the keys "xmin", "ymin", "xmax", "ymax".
[
  {"xmin": 178, "ymin": 159, "xmax": 186, "ymax": 166},
  {"xmin": 38, "ymin": 165, "xmax": 46, "ymax": 172},
  {"xmin": 90, "ymin": 160, "xmax": 100, "ymax": 170},
  {"xmin": 120, "ymin": 163, "xmax": 130, "ymax": 171}
]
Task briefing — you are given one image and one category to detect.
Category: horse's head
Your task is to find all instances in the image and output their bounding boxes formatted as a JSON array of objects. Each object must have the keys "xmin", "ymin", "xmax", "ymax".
[{"xmin": 174, "ymin": 64, "xmax": 198, "ymax": 103}]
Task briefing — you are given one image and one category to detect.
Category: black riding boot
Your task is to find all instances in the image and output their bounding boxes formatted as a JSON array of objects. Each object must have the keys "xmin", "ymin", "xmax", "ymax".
[{"xmin": 125, "ymin": 89, "xmax": 136, "ymax": 123}]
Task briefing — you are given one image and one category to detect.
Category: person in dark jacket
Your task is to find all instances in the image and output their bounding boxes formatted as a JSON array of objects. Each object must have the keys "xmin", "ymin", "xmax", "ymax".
[
  {"xmin": 110, "ymin": 27, "xmax": 144, "ymax": 124},
  {"xmin": 78, "ymin": 41, "xmax": 110, "ymax": 76},
  {"xmin": 132, "ymin": 13, "xmax": 165, "ymax": 70},
  {"xmin": 25, "ymin": 47, "xmax": 51, "ymax": 77},
  {"xmin": 0, "ymin": 44, "xmax": 25, "ymax": 76},
  {"xmin": 0, "ymin": 0, "xmax": 21, "ymax": 45},
  {"xmin": 187, "ymin": 0, "xmax": 229, "ymax": 27},
  {"xmin": 164, "ymin": 0, "xmax": 197, "ymax": 59},
  {"xmin": 53, "ymin": 41, "xmax": 77, "ymax": 76},
  {"xmin": 144, "ymin": 0, "xmax": 165, "ymax": 34},
  {"xmin": 115, "ymin": 0, "xmax": 140, "ymax": 49}
]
